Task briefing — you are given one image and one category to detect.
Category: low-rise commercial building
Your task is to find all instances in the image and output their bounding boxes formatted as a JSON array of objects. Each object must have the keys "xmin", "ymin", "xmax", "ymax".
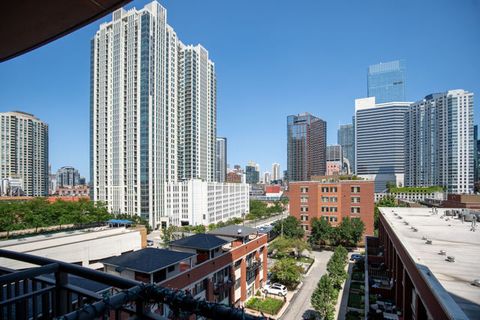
[
  {"xmin": 0, "ymin": 226, "xmax": 146, "ymax": 270},
  {"xmin": 367, "ymin": 207, "xmax": 480, "ymax": 319},
  {"xmin": 102, "ymin": 225, "xmax": 267, "ymax": 316},
  {"xmin": 289, "ymin": 177, "xmax": 375, "ymax": 236},
  {"xmin": 375, "ymin": 190, "xmax": 445, "ymax": 203},
  {"xmin": 165, "ymin": 179, "xmax": 249, "ymax": 226}
]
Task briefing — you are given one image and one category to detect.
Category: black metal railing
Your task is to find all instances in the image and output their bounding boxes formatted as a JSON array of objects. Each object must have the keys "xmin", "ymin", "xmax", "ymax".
[{"xmin": 0, "ymin": 249, "xmax": 267, "ymax": 320}]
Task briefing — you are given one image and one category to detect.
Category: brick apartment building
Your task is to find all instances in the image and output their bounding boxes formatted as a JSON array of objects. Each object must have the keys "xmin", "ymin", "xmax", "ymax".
[
  {"xmin": 102, "ymin": 225, "xmax": 267, "ymax": 316},
  {"xmin": 288, "ymin": 177, "xmax": 375, "ymax": 236}
]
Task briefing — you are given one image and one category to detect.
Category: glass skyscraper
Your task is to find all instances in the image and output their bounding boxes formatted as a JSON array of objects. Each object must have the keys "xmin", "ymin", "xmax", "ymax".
[
  {"xmin": 355, "ymin": 97, "xmax": 410, "ymax": 192},
  {"xmin": 287, "ymin": 113, "xmax": 327, "ymax": 181},
  {"xmin": 367, "ymin": 60, "xmax": 406, "ymax": 103},
  {"xmin": 338, "ymin": 124, "xmax": 355, "ymax": 173}
]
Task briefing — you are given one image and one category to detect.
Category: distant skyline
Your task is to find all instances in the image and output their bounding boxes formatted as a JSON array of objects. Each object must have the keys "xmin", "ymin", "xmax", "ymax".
[{"xmin": 1, "ymin": 0, "xmax": 479, "ymax": 177}]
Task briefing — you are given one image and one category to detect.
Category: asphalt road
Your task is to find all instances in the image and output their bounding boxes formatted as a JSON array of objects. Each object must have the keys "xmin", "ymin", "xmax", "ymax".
[{"xmin": 280, "ymin": 250, "xmax": 333, "ymax": 320}]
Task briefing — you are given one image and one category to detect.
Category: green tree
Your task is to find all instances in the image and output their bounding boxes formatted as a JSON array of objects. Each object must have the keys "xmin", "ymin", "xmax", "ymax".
[
  {"xmin": 311, "ymin": 274, "xmax": 336, "ymax": 320},
  {"xmin": 327, "ymin": 245, "xmax": 348, "ymax": 288},
  {"xmin": 269, "ymin": 236, "xmax": 310, "ymax": 258},
  {"xmin": 337, "ymin": 217, "xmax": 365, "ymax": 247},
  {"xmin": 270, "ymin": 258, "xmax": 302, "ymax": 289},
  {"xmin": 273, "ymin": 216, "xmax": 304, "ymax": 239},
  {"xmin": 309, "ymin": 217, "xmax": 333, "ymax": 246},
  {"xmin": 374, "ymin": 196, "xmax": 397, "ymax": 232}
]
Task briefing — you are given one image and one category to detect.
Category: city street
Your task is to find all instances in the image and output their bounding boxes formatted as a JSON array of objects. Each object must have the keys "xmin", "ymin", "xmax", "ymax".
[
  {"xmin": 280, "ymin": 250, "xmax": 333, "ymax": 320},
  {"xmin": 244, "ymin": 211, "xmax": 287, "ymax": 228}
]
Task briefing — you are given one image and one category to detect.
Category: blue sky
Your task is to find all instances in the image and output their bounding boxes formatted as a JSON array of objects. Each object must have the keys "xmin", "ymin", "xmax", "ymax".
[{"xmin": 1, "ymin": 0, "xmax": 479, "ymax": 178}]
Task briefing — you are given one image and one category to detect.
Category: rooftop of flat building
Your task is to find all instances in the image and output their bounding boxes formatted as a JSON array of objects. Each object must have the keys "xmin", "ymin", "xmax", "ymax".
[
  {"xmin": 379, "ymin": 207, "xmax": 480, "ymax": 320},
  {"xmin": 169, "ymin": 233, "xmax": 234, "ymax": 251},
  {"xmin": 101, "ymin": 248, "xmax": 195, "ymax": 274},
  {"xmin": 209, "ymin": 225, "xmax": 259, "ymax": 238}
]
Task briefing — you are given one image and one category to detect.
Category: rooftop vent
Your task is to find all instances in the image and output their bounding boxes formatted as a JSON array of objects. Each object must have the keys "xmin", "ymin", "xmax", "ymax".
[
  {"xmin": 422, "ymin": 236, "xmax": 427, "ymax": 240},
  {"xmin": 472, "ymin": 279, "xmax": 480, "ymax": 287},
  {"xmin": 404, "ymin": 221, "xmax": 409, "ymax": 225},
  {"xmin": 411, "ymin": 227, "xmax": 418, "ymax": 232},
  {"xmin": 237, "ymin": 229, "xmax": 242, "ymax": 234},
  {"xmin": 425, "ymin": 239, "xmax": 432, "ymax": 245},
  {"xmin": 446, "ymin": 256, "xmax": 455, "ymax": 262},
  {"xmin": 439, "ymin": 250, "xmax": 446, "ymax": 255}
]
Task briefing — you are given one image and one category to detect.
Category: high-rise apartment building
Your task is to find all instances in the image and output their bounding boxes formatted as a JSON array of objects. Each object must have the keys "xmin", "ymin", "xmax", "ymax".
[
  {"xmin": 474, "ymin": 125, "xmax": 478, "ymax": 183},
  {"xmin": 0, "ymin": 111, "xmax": 48, "ymax": 196},
  {"xmin": 91, "ymin": 2, "xmax": 216, "ymax": 228},
  {"xmin": 287, "ymin": 113, "xmax": 327, "ymax": 181},
  {"xmin": 178, "ymin": 44, "xmax": 216, "ymax": 182},
  {"xmin": 263, "ymin": 172, "xmax": 271, "ymax": 184},
  {"xmin": 405, "ymin": 90, "xmax": 474, "ymax": 194},
  {"xmin": 215, "ymin": 137, "xmax": 227, "ymax": 182},
  {"xmin": 355, "ymin": 97, "xmax": 410, "ymax": 192},
  {"xmin": 326, "ymin": 145, "xmax": 342, "ymax": 161},
  {"xmin": 338, "ymin": 124, "xmax": 355, "ymax": 173},
  {"xmin": 272, "ymin": 163, "xmax": 281, "ymax": 181},
  {"xmin": 367, "ymin": 60, "xmax": 406, "ymax": 103},
  {"xmin": 245, "ymin": 161, "xmax": 259, "ymax": 184},
  {"xmin": 56, "ymin": 166, "xmax": 81, "ymax": 188}
]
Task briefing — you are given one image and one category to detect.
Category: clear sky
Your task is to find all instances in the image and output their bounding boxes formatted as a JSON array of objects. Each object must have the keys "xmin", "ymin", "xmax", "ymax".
[{"xmin": 1, "ymin": 0, "xmax": 479, "ymax": 178}]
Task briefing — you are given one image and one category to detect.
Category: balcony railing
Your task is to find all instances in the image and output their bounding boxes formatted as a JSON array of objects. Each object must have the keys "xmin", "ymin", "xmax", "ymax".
[
  {"xmin": 246, "ymin": 259, "xmax": 262, "ymax": 272},
  {"xmin": 213, "ymin": 280, "xmax": 233, "ymax": 295},
  {"xmin": 0, "ymin": 249, "xmax": 267, "ymax": 320}
]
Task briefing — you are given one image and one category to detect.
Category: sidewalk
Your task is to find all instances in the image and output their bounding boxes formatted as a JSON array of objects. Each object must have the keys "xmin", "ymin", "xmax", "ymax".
[{"xmin": 336, "ymin": 261, "xmax": 354, "ymax": 320}]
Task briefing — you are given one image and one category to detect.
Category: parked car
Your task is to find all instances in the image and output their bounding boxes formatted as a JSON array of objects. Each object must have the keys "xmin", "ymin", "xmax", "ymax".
[
  {"xmin": 350, "ymin": 253, "xmax": 363, "ymax": 261},
  {"xmin": 147, "ymin": 240, "xmax": 154, "ymax": 247},
  {"xmin": 263, "ymin": 283, "xmax": 287, "ymax": 296}
]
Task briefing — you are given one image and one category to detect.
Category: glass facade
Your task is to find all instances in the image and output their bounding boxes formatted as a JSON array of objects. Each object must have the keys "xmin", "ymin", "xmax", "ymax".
[
  {"xmin": 287, "ymin": 113, "xmax": 326, "ymax": 181},
  {"xmin": 367, "ymin": 60, "xmax": 406, "ymax": 103},
  {"xmin": 338, "ymin": 124, "xmax": 355, "ymax": 173}
]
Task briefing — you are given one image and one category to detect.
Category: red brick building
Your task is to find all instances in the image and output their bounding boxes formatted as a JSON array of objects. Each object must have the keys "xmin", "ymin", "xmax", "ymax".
[
  {"xmin": 288, "ymin": 177, "xmax": 375, "ymax": 236},
  {"xmin": 102, "ymin": 225, "xmax": 267, "ymax": 316}
]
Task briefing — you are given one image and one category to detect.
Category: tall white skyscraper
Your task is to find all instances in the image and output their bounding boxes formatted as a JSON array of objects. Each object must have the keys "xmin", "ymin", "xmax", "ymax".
[
  {"xmin": 178, "ymin": 44, "xmax": 216, "ymax": 182},
  {"xmin": 405, "ymin": 90, "xmax": 474, "ymax": 193},
  {"xmin": 272, "ymin": 163, "xmax": 281, "ymax": 181},
  {"xmin": 0, "ymin": 111, "xmax": 48, "ymax": 196},
  {"xmin": 91, "ymin": 2, "xmax": 216, "ymax": 228},
  {"xmin": 263, "ymin": 172, "xmax": 271, "ymax": 184}
]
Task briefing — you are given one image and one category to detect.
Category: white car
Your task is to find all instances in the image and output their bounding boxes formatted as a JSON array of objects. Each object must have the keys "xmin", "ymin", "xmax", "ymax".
[{"xmin": 263, "ymin": 283, "xmax": 287, "ymax": 296}]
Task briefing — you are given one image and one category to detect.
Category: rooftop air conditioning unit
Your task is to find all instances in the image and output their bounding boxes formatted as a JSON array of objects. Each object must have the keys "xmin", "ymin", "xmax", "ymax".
[
  {"xmin": 446, "ymin": 256, "xmax": 455, "ymax": 262},
  {"xmin": 439, "ymin": 250, "xmax": 446, "ymax": 255},
  {"xmin": 472, "ymin": 279, "xmax": 480, "ymax": 287},
  {"xmin": 425, "ymin": 239, "xmax": 432, "ymax": 245}
]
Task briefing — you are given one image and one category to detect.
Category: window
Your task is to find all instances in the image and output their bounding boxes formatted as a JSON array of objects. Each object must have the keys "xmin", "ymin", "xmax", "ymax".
[
  {"xmin": 321, "ymin": 187, "xmax": 329, "ymax": 192},
  {"xmin": 321, "ymin": 196, "xmax": 329, "ymax": 202},
  {"xmin": 321, "ymin": 206, "xmax": 329, "ymax": 212},
  {"xmin": 301, "ymin": 215, "xmax": 308, "ymax": 221},
  {"xmin": 330, "ymin": 187, "xmax": 337, "ymax": 192},
  {"xmin": 301, "ymin": 206, "xmax": 308, "ymax": 212},
  {"xmin": 235, "ymin": 278, "xmax": 241, "ymax": 290},
  {"xmin": 329, "ymin": 216, "xmax": 338, "ymax": 222},
  {"xmin": 351, "ymin": 186, "xmax": 360, "ymax": 193},
  {"xmin": 300, "ymin": 195, "xmax": 308, "ymax": 203},
  {"xmin": 330, "ymin": 196, "xmax": 337, "ymax": 202},
  {"xmin": 330, "ymin": 207, "xmax": 338, "ymax": 212},
  {"xmin": 300, "ymin": 187, "xmax": 309, "ymax": 193},
  {"xmin": 351, "ymin": 196, "xmax": 360, "ymax": 203},
  {"xmin": 234, "ymin": 260, "xmax": 241, "ymax": 269},
  {"xmin": 167, "ymin": 265, "xmax": 175, "ymax": 272},
  {"xmin": 351, "ymin": 207, "xmax": 360, "ymax": 214}
]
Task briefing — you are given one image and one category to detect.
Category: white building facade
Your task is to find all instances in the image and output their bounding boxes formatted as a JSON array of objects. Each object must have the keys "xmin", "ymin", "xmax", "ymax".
[
  {"xmin": 405, "ymin": 90, "xmax": 474, "ymax": 194},
  {"xmin": 272, "ymin": 163, "xmax": 281, "ymax": 181},
  {"xmin": 0, "ymin": 111, "xmax": 48, "ymax": 196},
  {"xmin": 91, "ymin": 2, "xmax": 217, "ymax": 228},
  {"xmin": 355, "ymin": 97, "xmax": 411, "ymax": 192},
  {"xmin": 165, "ymin": 179, "xmax": 249, "ymax": 226}
]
